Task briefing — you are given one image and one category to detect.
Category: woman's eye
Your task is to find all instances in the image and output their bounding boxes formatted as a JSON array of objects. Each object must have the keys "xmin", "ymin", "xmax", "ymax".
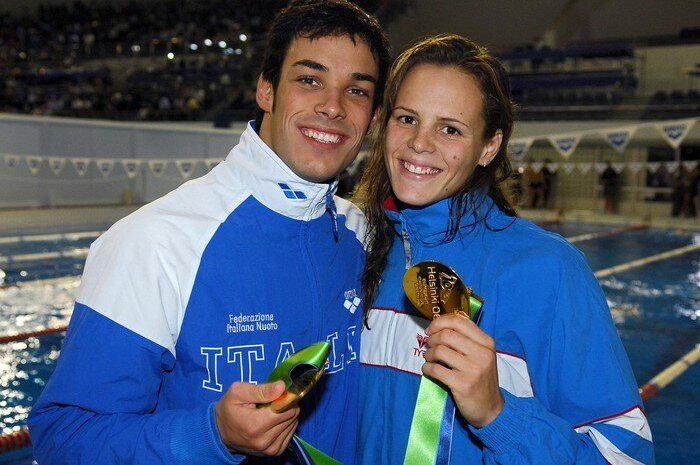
[{"xmin": 442, "ymin": 126, "xmax": 461, "ymax": 136}]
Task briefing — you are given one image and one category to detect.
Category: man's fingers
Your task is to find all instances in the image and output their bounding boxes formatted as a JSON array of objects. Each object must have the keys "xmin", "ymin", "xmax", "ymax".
[{"xmin": 231, "ymin": 380, "xmax": 286, "ymax": 404}]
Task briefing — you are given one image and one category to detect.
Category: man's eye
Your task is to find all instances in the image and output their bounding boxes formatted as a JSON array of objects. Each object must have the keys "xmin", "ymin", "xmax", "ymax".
[
  {"xmin": 349, "ymin": 88, "xmax": 369, "ymax": 97},
  {"xmin": 397, "ymin": 115, "xmax": 415, "ymax": 125},
  {"xmin": 299, "ymin": 77, "xmax": 317, "ymax": 86}
]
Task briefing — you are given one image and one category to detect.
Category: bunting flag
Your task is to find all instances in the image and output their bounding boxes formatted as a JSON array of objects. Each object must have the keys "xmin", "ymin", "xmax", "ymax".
[
  {"xmin": 206, "ymin": 158, "xmax": 221, "ymax": 171},
  {"xmin": 577, "ymin": 162, "xmax": 592, "ymax": 174},
  {"xmin": 655, "ymin": 118, "xmax": 696, "ymax": 149},
  {"xmin": 594, "ymin": 162, "xmax": 608, "ymax": 174},
  {"xmin": 628, "ymin": 162, "xmax": 644, "ymax": 174},
  {"xmin": 547, "ymin": 133, "xmax": 582, "ymax": 159},
  {"xmin": 48, "ymin": 157, "xmax": 66, "ymax": 176},
  {"xmin": 1, "ymin": 117, "xmax": 696, "ymax": 183},
  {"xmin": 121, "ymin": 159, "xmax": 141, "ymax": 179},
  {"xmin": 97, "ymin": 159, "xmax": 115, "ymax": 177},
  {"xmin": 664, "ymin": 161, "xmax": 680, "ymax": 174},
  {"xmin": 71, "ymin": 158, "xmax": 91, "ymax": 176},
  {"xmin": 544, "ymin": 161, "xmax": 558, "ymax": 173},
  {"xmin": 612, "ymin": 162, "xmax": 626, "ymax": 174},
  {"xmin": 4, "ymin": 154, "xmax": 20, "ymax": 168},
  {"xmin": 561, "ymin": 162, "xmax": 576, "ymax": 174},
  {"xmin": 603, "ymin": 126, "xmax": 638, "ymax": 154},
  {"xmin": 27, "ymin": 156, "xmax": 43, "ymax": 175},
  {"xmin": 175, "ymin": 159, "xmax": 198, "ymax": 179},
  {"xmin": 646, "ymin": 162, "xmax": 661, "ymax": 173},
  {"xmin": 530, "ymin": 161, "xmax": 544, "ymax": 173},
  {"xmin": 148, "ymin": 160, "xmax": 168, "ymax": 177},
  {"xmin": 508, "ymin": 138, "xmax": 535, "ymax": 160}
]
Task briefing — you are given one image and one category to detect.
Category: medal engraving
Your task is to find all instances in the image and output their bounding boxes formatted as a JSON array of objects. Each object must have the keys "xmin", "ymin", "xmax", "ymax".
[{"xmin": 403, "ymin": 261, "xmax": 483, "ymax": 321}]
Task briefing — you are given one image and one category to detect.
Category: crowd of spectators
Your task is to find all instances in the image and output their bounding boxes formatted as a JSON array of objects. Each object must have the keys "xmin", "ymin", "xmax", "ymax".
[
  {"xmin": 0, "ymin": 0, "xmax": 409, "ymax": 123},
  {"xmin": 0, "ymin": 0, "xmax": 284, "ymax": 121}
]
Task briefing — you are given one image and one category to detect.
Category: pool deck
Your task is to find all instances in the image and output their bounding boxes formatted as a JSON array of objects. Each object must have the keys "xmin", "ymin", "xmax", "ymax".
[{"xmin": 0, "ymin": 204, "xmax": 697, "ymax": 236}]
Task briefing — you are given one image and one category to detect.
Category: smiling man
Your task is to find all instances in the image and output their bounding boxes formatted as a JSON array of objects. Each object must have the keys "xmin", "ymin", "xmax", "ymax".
[{"xmin": 28, "ymin": 2, "xmax": 390, "ymax": 464}]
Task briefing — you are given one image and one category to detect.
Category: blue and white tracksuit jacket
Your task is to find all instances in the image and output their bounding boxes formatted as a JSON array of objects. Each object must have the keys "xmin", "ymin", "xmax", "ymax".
[
  {"xmin": 359, "ymin": 197, "xmax": 654, "ymax": 464},
  {"xmin": 29, "ymin": 123, "xmax": 366, "ymax": 465}
]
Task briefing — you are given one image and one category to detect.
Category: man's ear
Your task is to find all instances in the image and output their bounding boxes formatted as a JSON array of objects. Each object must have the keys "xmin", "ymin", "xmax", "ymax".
[{"xmin": 256, "ymin": 74, "xmax": 274, "ymax": 113}]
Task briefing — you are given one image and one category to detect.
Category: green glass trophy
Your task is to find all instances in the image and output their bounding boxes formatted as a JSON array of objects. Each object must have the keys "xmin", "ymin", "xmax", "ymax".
[
  {"xmin": 263, "ymin": 341, "xmax": 330, "ymax": 413},
  {"xmin": 261, "ymin": 341, "xmax": 341, "ymax": 465}
]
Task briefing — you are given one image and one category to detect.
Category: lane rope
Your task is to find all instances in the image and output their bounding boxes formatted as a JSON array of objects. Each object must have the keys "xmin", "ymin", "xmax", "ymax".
[
  {"xmin": 0, "ymin": 427, "xmax": 31, "ymax": 454},
  {"xmin": 594, "ymin": 243, "xmax": 700, "ymax": 278},
  {"xmin": 0, "ymin": 248, "xmax": 89, "ymax": 266},
  {"xmin": 639, "ymin": 344, "xmax": 700, "ymax": 401},
  {"xmin": 567, "ymin": 225, "xmax": 648, "ymax": 244},
  {"xmin": 0, "ymin": 231, "xmax": 101, "ymax": 245},
  {"xmin": 0, "ymin": 326, "xmax": 69, "ymax": 344}
]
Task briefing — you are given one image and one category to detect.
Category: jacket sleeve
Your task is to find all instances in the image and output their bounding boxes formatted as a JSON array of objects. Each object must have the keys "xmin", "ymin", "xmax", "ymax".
[
  {"xmin": 471, "ymin": 250, "xmax": 654, "ymax": 464},
  {"xmin": 28, "ymin": 303, "xmax": 244, "ymax": 465},
  {"xmin": 27, "ymin": 218, "xmax": 244, "ymax": 465}
]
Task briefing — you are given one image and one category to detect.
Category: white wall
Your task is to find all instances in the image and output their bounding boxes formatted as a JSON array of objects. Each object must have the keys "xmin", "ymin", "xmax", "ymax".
[
  {"xmin": 0, "ymin": 114, "xmax": 244, "ymax": 208},
  {"xmin": 637, "ymin": 44, "xmax": 700, "ymax": 93}
]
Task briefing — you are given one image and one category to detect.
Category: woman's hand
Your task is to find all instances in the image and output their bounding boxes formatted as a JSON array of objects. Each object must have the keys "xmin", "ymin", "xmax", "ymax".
[{"xmin": 423, "ymin": 314, "xmax": 504, "ymax": 428}]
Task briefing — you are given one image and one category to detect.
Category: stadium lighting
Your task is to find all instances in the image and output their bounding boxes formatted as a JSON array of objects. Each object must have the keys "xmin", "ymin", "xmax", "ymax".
[
  {"xmin": 204, "ymin": 39, "xmax": 213, "ymax": 47},
  {"xmin": 239, "ymin": 34, "xmax": 248, "ymax": 42},
  {"xmin": 167, "ymin": 52, "xmax": 175, "ymax": 60},
  {"xmin": 218, "ymin": 41, "xmax": 227, "ymax": 49},
  {"xmin": 131, "ymin": 44, "xmax": 141, "ymax": 53},
  {"xmin": 189, "ymin": 44, "xmax": 198, "ymax": 51}
]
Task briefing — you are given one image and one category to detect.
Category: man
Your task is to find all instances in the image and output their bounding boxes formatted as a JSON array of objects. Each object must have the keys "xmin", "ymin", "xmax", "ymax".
[{"xmin": 28, "ymin": 1, "xmax": 390, "ymax": 464}]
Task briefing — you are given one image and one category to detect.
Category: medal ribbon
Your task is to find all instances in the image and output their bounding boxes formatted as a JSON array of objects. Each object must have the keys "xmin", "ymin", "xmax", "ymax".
[
  {"xmin": 401, "ymin": 260, "xmax": 484, "ymax": 465},
  {"xmin": 403, "ymin": 376, "xmax": 453, "ymax": 465}
]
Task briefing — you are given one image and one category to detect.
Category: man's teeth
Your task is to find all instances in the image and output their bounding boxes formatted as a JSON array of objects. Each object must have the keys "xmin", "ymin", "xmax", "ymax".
[
  {"xmin": 403, "ymin": 161, "xmax": 439, "ymax": 175},
  {"xmin": 303, "ymin": 129, "xmax": 341, "ymax": 144}
]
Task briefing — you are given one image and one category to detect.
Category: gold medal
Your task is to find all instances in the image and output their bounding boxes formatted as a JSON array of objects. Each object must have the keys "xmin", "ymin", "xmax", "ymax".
[{"xmin": 402, "ymin": 261, "xmax": 483, "ymax": 321}]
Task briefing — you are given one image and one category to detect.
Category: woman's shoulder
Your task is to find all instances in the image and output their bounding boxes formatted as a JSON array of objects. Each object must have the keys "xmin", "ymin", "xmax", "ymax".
[{"xmin": 486, "ymin": 216, "xmax": 586, "ymax": 266}]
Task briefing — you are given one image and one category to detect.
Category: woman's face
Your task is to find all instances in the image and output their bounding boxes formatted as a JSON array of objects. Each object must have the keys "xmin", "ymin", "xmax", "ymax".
[{"xmin": 385, "ymin": 63, "xmax": 502, "ymax": 207}]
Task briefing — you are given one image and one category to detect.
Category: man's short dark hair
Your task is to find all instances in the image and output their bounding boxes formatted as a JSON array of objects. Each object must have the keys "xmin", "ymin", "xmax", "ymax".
[{"xmin": 258, "ymin": 0, "xmax": 390, "ymax": 118}]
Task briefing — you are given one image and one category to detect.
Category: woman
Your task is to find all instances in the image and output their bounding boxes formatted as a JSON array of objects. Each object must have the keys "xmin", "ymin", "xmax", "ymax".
[{"xmin": 354, "ymin": 34, "xmax": 653, "ymax": 464}]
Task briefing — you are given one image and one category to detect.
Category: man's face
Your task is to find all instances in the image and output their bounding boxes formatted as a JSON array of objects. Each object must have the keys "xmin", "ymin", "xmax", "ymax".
[{"xmin": 257, "ymin": 35, "xmax": 379, "ymax": 183}]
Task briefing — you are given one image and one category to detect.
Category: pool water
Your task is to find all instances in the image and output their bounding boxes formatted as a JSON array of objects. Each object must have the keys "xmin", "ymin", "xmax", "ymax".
[{"xmin": 0, "ymin": 223, "xmax": 698, "ymax": 464}]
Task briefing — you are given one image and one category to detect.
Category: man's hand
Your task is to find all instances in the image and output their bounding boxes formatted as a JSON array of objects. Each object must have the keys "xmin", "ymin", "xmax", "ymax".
[
  {"xmin": 215, "ymin": 381, "xmax": 299, "ymax": 456},
  {"xmin": 423, "ymin": 314, "xmax": 504, "ymax": 428}
]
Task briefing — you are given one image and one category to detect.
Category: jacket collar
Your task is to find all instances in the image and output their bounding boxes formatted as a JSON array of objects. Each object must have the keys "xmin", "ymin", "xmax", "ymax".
[
  {"xmin": 222, "ymin": 121, "xmax": 337, "ymax": 221},
  {"xmin": 386, "ymin": 193, "xmax": 513, "ymax": 245}
]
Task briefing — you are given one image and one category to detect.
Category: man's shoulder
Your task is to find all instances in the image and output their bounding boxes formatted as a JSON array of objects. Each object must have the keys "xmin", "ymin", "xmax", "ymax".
[
  {"xmin": 97, "ymin": 170, "xmax": 252, "ymax": 255},
  {"xmin": 334, "ymin": 196, "xmax": 367, "ymax": 247}
]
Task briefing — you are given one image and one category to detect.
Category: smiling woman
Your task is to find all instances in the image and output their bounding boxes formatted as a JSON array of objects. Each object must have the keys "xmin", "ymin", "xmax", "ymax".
[
  {"xmin": 385, "ymin": 63, "xmax": 502, "ymax": 207},
  {"xmin": 354, "ymin": 33, "xmax": 654, "ymax": 465}
]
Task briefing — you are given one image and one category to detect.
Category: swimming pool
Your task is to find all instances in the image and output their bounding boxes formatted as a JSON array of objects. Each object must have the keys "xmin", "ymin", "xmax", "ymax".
[{"xmin": 1, "ymin": 223, "xmax": 698, "ymax": 464}]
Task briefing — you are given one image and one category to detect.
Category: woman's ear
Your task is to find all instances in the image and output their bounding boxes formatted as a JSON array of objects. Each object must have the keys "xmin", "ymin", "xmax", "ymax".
[{"xmin": 478, "ymin": 130, "xmax": 503, "ymax": 167}]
